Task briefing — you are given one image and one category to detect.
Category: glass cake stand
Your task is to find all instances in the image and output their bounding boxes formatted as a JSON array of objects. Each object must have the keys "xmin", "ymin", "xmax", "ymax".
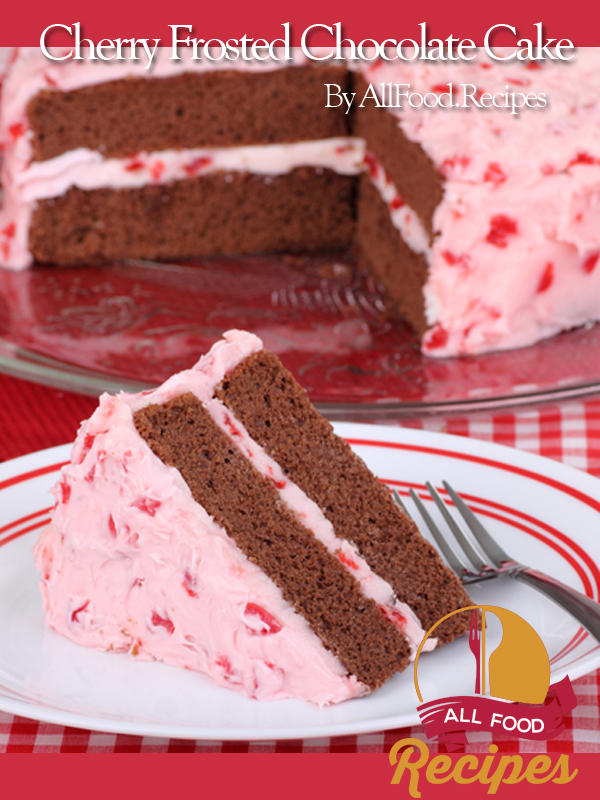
[{"xmin": 2, "ymin": 253, "xmax": 600, "ymax": 419}]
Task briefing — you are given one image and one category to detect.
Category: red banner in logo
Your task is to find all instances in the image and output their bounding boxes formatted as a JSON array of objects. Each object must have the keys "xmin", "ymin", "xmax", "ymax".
[{"xmin": 417, "ymin": 675, "xmax": 576, "ymax": 748}]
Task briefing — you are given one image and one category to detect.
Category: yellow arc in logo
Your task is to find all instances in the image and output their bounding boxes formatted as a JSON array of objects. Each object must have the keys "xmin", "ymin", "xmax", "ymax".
[{"xmin": 414, "ymin": 605, "xmax": 550, "ymax": 705}]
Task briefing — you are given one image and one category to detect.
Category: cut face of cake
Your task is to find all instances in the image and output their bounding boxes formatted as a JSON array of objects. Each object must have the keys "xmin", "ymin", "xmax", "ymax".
[
  {"xmin": 34, "ymin": 330, "xmax": 472, "ymax": 705},
  {"xmin": 356, "ymin": 52, "xmax": 600, "ymax": 357},
  {"xmin": 0, "ymin": 48, "xmax": 362, "ymax": 268}
]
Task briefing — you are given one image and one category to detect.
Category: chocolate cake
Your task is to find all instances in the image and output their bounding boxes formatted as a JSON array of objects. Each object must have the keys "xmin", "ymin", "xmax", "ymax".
[
  {"xmin": 4, "ymin": 47, "xmax": 600, "ymax": 357},
  {"xmin": 34, "ymin": 330, "xmax": 471, "ymax": 704}
]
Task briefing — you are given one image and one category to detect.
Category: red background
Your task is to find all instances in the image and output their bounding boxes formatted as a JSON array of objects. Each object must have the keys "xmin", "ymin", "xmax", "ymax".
[
  {"xmin": 2, "ymin": 0, "xmax": 599, "ymax": 788},
  {"xmin": 1, "ymin": 1, "xmax": 593, "ymax": 46}
]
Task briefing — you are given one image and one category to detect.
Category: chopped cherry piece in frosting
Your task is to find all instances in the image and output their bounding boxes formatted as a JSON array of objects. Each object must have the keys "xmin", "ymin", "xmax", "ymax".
[
  {"xmin": 133, "ymin": 498, "xmax": 161, "ymax": 516},
  {"xmin": 124, "ymin": 157, "xmax": 144, "ymax": 172},
  {"xmin": 440, "ymin": 154, "xmax": 470, "ymax": 178},
  {"xmin": 442, "ymin": 250, "xmax": 469, "ymax": 268},
  {"xmin": 363, "ymin": 152, "xmax": 378, "ymax": 179},
  {"xmin": 150, "ymin": 160, "xmax": 164, "ymax": 182},
  {"xmin": 244, "ymin": 603, "xmax": 282, "ymax": 635},
  {"xmin": 584, "ymin": 253, "xmax": 599, "ymax": 274},
  {"xmin": 184, "ymin": 156, "xmax": 212, "ymax": 176},
  {"xmin": 215, "ymin": 655, "xmax": 233, "ymax": 676},
  {"xmin": 71, "ymin": 600, "xmax": 90, "ymax": 623},
  {"xmin": 486, "ymin": 215, "xmax": 518, "ymax": 247},
  {"xmin": 59, "ymin": 479, "xmax": 71, "ymax": 505},
  {"xmin": 151, "ymin": 610, "xmax": 175, "ymax": 634},
  {"xmin": 0, "ymin": 224, "xmax": 14, "ymax": 257},
  {"xmin": 108, "ymin": 515, "xmax": 117, "ymax": 537},
  {"xmin": 222, "ymin": 412, "xmax": 243, "ymax": 439},
  {"xmin": 537, "ymin": 263, "xmax": 554, "ymax": 293},
  {"xmin": 8, "ymin": 122, "xmax": 25, "ymax": 140},
  {"xmin": 484, "ymin": 163, "xmax": 507, "ymax": 185},
  {"xmin": 338, "ymin": 551, "xmax": 359, "ymax": 570},
  {"xmin": 182, "ymin": 569, "xmax": 199, "ymax": 598},
  {"xmin": 265, "ymin": 464, "xmax": 286, "ymax": 490},
  {"xmin": 389, "ymin": 195, "xmax": 405, "ymax": 210},
  {"xmin": 75, "ymin": 432, "xmax": 96, "ymax": 464},
  {"xmin": 425, "ymin": 324, "xmax": 449, "ymax": 350},
  {"xmin": 378, "ymin": 604, "xmax": 406, "ymax": 629},
  {"xmin": 569, "ymin": 152, "xmax": 597, "ymax": 168}
]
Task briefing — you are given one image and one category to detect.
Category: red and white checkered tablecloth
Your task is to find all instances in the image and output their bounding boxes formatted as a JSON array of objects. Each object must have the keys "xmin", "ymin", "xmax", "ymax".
[{"xmin": 0, "ymin": 373, "xmax": 599, "ymax": 753}]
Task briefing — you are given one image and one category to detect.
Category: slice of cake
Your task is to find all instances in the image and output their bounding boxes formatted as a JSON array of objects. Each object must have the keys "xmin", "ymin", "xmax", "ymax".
[
  {"xmin": 34, "ymin": 329, "xmax": 471, "ymax": 704},
  {"xmin": 355, "ymin": 52, "xmax": 600, "ymax": 357}
]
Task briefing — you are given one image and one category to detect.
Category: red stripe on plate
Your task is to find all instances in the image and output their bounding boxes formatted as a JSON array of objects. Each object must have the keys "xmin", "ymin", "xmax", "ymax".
[
  {"xmin": 556, "ymin": 643, "xmax": 600, "ymax": 672},
  {"xmin": 348, "ymin": 438, "xmax": 600, "ymax": 513},
  {"xmin": 0, "ymin": 462, "xmax": 67, "ymax": 492},
  {"xmin": 0, "ymin": 506, "xmax": 54, "ymax": 536},
  {"xmin": 0, "ymin": 518, "xmax": 51, "ymax": 549},
  {"xmin": 550, "ymin": 627, "xmax": 588, "ymax": 665}
]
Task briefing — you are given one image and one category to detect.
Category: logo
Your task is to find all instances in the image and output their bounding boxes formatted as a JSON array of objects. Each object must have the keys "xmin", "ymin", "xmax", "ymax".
[
  {"xmin": 388, "ymin": 606, "xmax": 579, "ymax": 793},
  {"xmin": 413, "ymin": 605, "xmax": 577, "ymax": 749}
]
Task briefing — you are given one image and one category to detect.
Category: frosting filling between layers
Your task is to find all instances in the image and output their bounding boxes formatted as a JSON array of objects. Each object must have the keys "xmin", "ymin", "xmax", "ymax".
[
  {"xmin": 214, "ymin": 344, "xmax": 473, "ymax": 645},
  {"xmin": 364, "ymin": 152, "xmax": 431, "ymax": 259},
  {"xmin": 139, "ymin": 330, "xmax": 432, "ymax": 654},
  {"xmin": 1, "ymin": 138, "xmax": 364, "ymax": 269},
  {"xmin": 203, "ymin": 396, "xmax": 433, "ymax": 656}
]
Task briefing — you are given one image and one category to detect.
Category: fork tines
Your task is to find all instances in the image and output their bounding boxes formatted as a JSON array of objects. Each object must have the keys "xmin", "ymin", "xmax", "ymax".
[
  {"xmin": 393, "ymin": 482, "xmax": 600, "ymax": 641},
  {"xmin": 393, "ymin": 483, "xmax": 510, "ymax": 583}
]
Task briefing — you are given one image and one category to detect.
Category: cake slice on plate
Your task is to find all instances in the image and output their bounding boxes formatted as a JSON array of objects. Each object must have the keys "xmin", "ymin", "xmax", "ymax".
[{"xmin": 34, "ymin": 330, "xmax": 471, "ymax": 704}]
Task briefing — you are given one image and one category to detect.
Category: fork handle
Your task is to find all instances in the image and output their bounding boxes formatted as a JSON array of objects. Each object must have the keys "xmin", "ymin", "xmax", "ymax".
[{"xmin": 510, "ymin": 566, "xmax": 600, "ymax": 642}]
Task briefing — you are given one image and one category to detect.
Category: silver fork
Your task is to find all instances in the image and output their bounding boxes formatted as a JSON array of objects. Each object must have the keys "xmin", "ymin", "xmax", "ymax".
[{"xmin": 393, "ymin": 481, "xmax": 600, "ymax": 643}]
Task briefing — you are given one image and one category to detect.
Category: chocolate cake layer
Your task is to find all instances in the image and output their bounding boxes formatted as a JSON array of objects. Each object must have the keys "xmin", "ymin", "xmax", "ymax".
[
  {"xmin": 134, "ymin": 392, "xmax": 411, "ymax": 689},
  {"xmin": 356, "ymin": 175, "xmax": 429, "ymax": 336},
  {"xmin": 353, "ymin": 75, "xmax": 443, "ymax": 235},
  {"xmin": 29, "ymin": 168, "xmax": 356, "ymax": 265},
  {"xmin": 216, "ymin": 351, "xmax": 472, "ymax": 645},
  {"xmin": 28, "ymin": 66, "xmax": 350, "ymax": 162}
]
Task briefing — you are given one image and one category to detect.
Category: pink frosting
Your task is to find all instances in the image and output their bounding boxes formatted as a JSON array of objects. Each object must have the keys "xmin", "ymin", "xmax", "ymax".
[
  {"xmin": 34, "ymin": 330, "xmax": 430, "ymax": 704},
  {"xmin": 361, "ymin": 49, "xmax": 600, "ymax": 356}
]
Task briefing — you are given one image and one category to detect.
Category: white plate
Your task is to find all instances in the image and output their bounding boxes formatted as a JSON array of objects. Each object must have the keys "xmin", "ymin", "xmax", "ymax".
[{"xmin": 1, "ymin": 425, "xmax": 600, "ymax": 740}]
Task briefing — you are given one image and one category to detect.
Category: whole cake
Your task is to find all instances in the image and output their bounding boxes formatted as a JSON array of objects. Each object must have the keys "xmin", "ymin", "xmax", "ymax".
[
  {"xmin": 3, "ymin": 47, "xmax": 600, "ymax": 358},
  {"xmin": 34, "ymin": 329, "xmax": 471, "ymax": 704}
]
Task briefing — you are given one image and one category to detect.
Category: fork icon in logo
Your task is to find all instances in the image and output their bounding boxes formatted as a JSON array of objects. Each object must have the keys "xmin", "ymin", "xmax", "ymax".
[{"xmin": 469, "ymin": 610, "xmax": 484, "ymax": 694}]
